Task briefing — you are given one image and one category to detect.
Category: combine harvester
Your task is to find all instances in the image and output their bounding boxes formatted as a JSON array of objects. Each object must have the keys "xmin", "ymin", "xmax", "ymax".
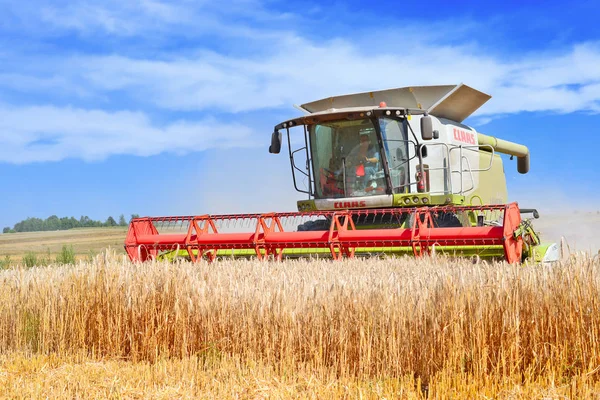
[{"xmin": 125, "ymin": 84, "xmax": 559, "ymax": 264}]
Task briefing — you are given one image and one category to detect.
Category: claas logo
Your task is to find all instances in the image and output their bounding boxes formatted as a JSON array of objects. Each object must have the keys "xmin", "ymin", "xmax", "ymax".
[
  {"xmin": 453, "ymin": 128, "xmax": 476, "ymax": 145},
  {"xmin": 334, "ymin": 201, "xmax": 367, "ymax": 209}
]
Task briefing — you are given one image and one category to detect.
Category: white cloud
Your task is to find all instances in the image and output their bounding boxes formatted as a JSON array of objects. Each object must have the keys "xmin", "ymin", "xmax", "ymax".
[
  {"xmin": 2, "ymin": 1, "xmax": 600, "ymax": 164},
  {"xmin": 4, "ymin": 0, "xmax": 289, "ymax": 39},
  {"xmin": 3, "ymin": 38, "xmax": 600, "ymax": 163},
  {"xmin": 0, "ymin": 105, "xmax": 257, "ymax": 163},
  {"xmin": 67, "ymin": 38, "xmax": 600, "ymax": 117},
  {"xmin": 36, "ymin": 1, "xmax": 197, "ymax": 35}
]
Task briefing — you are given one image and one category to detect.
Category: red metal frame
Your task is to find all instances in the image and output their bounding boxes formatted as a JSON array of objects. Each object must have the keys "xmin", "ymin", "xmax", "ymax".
[{"xmin": 124, "ymin": 203, "xmax": 524, "ymax": 264}]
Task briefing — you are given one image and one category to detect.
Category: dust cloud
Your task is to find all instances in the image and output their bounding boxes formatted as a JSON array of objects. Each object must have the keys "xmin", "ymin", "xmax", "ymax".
[{"xmin": 532, "ymin": 210, "xmax": 600, "ymax": 254}]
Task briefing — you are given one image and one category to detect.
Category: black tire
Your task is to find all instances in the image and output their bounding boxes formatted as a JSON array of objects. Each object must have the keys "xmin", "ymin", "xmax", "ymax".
[
  {"xmin": 297, "ymin": 219, "xmax": 331, "ymax": 231},
  {"xmin": 432, "ymin": 212, "xmax": 462, "ymax": 228}
]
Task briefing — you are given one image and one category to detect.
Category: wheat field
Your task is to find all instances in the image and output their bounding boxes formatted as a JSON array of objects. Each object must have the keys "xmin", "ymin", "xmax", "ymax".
[
  {"xmin": 0, "ymin": 227, "xmax": 128, "ymax": 262},
  {"xmin": 1, "ymin": 252, "xmax": 600, "ymax": 398}
]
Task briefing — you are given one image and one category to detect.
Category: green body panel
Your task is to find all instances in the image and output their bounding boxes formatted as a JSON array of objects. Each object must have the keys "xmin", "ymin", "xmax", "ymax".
[
  {"xmin": 392, "ymin": 193, "xmax": 467, "ymax": 207},
  {"xmin": 530, "ymin": 243, "xmax": 556, "ymax": 263},
  {"xmin": 297, "ymin": 199, "xmax": 317, "ymax": 211},
  {"xmin": 466, "ymin": 151, "xmax": 508, "ymax": 206}
]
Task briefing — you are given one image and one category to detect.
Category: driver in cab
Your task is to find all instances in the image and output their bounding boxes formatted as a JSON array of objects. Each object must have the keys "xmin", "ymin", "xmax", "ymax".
[{"xmin": 347, "ymin": 132, "xmax": 380, "ymax": 184}]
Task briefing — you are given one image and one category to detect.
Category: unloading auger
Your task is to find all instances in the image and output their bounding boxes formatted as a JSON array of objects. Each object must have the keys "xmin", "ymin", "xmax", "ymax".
[{"xmin": 125, "ymin": 84, "xmax": 560, "ymax": 264}]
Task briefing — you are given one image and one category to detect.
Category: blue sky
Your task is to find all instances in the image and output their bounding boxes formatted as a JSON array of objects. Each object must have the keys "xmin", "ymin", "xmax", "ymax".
[{"xmin": 1, "ymin": 0, "xmax": 599, "ymax": 229}]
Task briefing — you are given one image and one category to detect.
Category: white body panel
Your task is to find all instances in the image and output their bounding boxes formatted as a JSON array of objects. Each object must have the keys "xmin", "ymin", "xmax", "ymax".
[{"xmin": 407, "ymin": 115, "xmax": 481, "ymax": 198}]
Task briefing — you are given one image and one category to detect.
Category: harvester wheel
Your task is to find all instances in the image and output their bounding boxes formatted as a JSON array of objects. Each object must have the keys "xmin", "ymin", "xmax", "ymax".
[
  {"xmin": 432, "ymin": 212, "xmax": 462, "ymax": 228},
  {"xmin": 297, "ymin": 219, "xmax": 331, "ymax": 231},
  {"xmin": 298, "ymin": 211, "xmax": 409, "ymax": 231}
]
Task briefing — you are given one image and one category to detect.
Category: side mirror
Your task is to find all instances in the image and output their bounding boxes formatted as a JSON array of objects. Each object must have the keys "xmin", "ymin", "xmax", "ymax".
[
  {"xmin": 420, "ymin": 115, "xmax": 433, "ymax": 140},
  {"xmin": 269, "ymin": 130, "xmax": 282, "ymax": 154}
]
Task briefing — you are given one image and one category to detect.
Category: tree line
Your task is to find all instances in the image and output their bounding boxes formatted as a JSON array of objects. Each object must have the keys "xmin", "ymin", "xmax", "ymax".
[{"xmin": 2, "ymin": 214, "xmax": 140, "ymax": 234}]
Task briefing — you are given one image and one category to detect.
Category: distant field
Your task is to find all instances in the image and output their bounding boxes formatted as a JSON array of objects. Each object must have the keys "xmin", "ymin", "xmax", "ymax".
[{"xmin": 0, "ymin": 227, "xmax": 128, "ymax": 261}]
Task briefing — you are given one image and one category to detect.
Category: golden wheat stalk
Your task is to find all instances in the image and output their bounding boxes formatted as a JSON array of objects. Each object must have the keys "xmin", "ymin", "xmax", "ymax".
[{"xmin": 0, "ymin": 252, "xmax": 599, "ymax": 386}]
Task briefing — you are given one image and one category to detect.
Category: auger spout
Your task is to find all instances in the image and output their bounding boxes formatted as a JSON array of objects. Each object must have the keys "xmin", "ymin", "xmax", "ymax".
[{"xmin": 478, "ymin": 133, "xmax": 530, "ymax": 174}]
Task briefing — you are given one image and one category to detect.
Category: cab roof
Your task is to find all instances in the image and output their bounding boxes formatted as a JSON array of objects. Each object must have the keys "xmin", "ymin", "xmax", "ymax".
[{"xmin": 300, "ymin": 83, "xmax": 491, "ymax": 123}]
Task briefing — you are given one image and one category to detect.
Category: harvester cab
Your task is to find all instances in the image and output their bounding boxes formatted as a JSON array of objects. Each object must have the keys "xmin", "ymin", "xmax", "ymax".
[
  {"xmin": 125, "ymin": 84, "xmax": 560, "ymax": 264},
  {"xmin": 271, "ymin": 84, "xmax": 523, "ymax": 213}
]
